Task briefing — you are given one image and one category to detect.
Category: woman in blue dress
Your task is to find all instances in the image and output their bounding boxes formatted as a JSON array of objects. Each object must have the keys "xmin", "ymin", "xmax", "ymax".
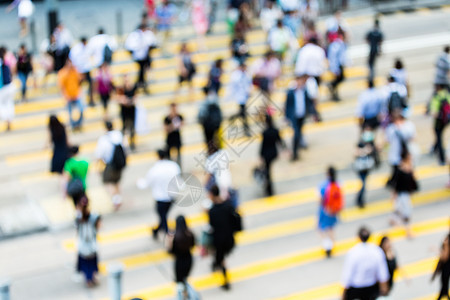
[{"xmin": 318, "ymin": 166, "xmax": 342, "ymax": 258}]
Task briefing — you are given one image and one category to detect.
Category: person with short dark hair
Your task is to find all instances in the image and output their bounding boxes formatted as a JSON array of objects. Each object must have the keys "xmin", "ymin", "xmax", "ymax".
[
  {"xmin": 327, "ymin": 30, "xmax": 347, "ymax": 101},
  {"xmin": 95, "ymin": 121, "xmax": 126, "ymax": 210},
  {"xmin": 379, "ymin": 236, "xmax": 409, "ymax": 295},
  {"xmin": 228, "ymin": 62, "xmax": 252, "ymax": 137},
  {"xmin": 118, "ymin": 74, "xmax": 137, "ymax": 150},
  {"xmin": 434, "ymin": 46, "xmax": 449, "ymax": 92},
  {"xmin": 356, "ymin": 80, "xmax": 383, "ymax": 130},
  {"xmin": 164, "ymin": 103, "xmax": 184, "ymax": 166},
  {"xmin": 16, "ymin": 43, "xmax": 33, "ymax": 102},
  {"xmin": 0, "ymin": 46, "xmax": 15, "ymax": 132},
  {"xmin": 176, "ymin": 43, "xmax": 196, "ymax": 99},
  {"xmin": 64, "ymin": 145, "xmax": 89, "ymax": 206},
  {"xmin": 366, "ymin": 19, "xmax": 383, "ymax": 81},
  {"xmin": 429, "ymin": 84, "xmax": 450, "ymax": 165},
  {"xmin": 342, "ymin": 226, "xmax": 390, "ymax": 299},
  {"xmin": 137, "ymin": 149, "xmax": 181, "ymax": 240},
  {"xmin": 76, "ymin": 196, "xmax": 101, "ymax": 288},
  {"xmin": 208, "ymin": 184, "xmax": 236, "ymax": 290},
  {"xmin": 69, "ymin": 37, "xmax": 94, "ymax": 106}
]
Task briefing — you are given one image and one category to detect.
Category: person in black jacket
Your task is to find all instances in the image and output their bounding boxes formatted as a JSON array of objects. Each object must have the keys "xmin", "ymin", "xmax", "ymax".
[
  {"xmin": 208, "ymin": 185, "xmax": 236, "ymax": 290},
  {"xmin": 260, "ymin": 115, "xmax": 285, "ymax": 196},
  {"xmin": 166, "ymin": 215, "xmax": 195, "ymax": 298}
]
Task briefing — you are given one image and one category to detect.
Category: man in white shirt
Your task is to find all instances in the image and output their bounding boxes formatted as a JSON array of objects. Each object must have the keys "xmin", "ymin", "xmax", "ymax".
[
  {"xmin": 228, "ymin": 62, "xmax": 252, "ymax": 137},
  {"xmin": 138, "ymin": 149, "xmax": 181, "ymax": 239},
  {"xmin": 268, "ymin": 19, "xmax": 295, "ymax": 60},
  {"xmin": 356, "ymin": 80, "xmax": 384, "ymax": 130},
  {"xmin": 383, "ymin": 75, "xmax": 408, "ymax": 116},
  {"xmin": 295, "ymin": 37, "xmax": 326, "ymax": 85},
  {"xmin": 88, "ymin": 28, "xmax": 117, "ymax": 68},
  {"xmin": 69, "ymin": 37, "xmax": 94, "ymax": 105},
  {"xmin": 95, "ymin": 121, "xmax": 125, "ymax": 209},
  {"xmin": 342, "ymin": 226, "xmax": 389, "ymax": 299},
  {"xmin": 125, "ymin": 25, "xmax": 157, "ymax": 94}
]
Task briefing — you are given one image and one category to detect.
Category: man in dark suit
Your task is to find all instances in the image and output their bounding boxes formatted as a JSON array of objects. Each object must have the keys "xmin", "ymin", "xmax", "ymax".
[{"xmin": 285, "ymin": 74, "xmax": 318, "ymax": 161}]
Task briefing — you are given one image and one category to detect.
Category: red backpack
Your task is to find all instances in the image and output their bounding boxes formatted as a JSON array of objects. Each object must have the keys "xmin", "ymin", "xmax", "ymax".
[{"xmin": 325, "ymin": 182, "xmax": 344, "ymax": 215}]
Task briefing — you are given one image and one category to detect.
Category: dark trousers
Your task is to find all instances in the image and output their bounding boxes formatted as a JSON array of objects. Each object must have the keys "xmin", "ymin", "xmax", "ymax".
[
  {"xmin": 155, "ymin": 200, "xmax": 172, "ymax": 234},
  {"xmin": 82, "ymin": 71, "xmax": 94, "ymax": 104},
  {"xmin": 368, "ymin": 53, "xmax": 376, "ymax": 81},
  {"xmin": 438, "ymin": 269, "xmax": 450, "ymax": 299},
  {"xmin": 357, "ymin": 171, "xmax": 368, "ymax": 208},
  {"xmin": 345, "ymin": 284, "xmax": 379, "ymax": 300},
  {"xmin": 122, "ymin": 118, "xmax": 136, "ymax": 149},
  {"xmin": 264, "ymin": 157, "xmax": 274, "ymax": 196},
  {"xmin": 136, "ymin": 59, "xmax": 149, "ymax": 91},
  {"xmin": 434, "ymin": 122, "xmax": 447, "ymax": 164},
  {"xmin": 331, "ymin": 65, "xmax": 345, "ymax": 99},
  {"xmin": 203, "ymin": 126, "xmax": 217, "ymax": 146},
  {"xmin": 166, "ymin": 144, "xmax": 181, "ymax": 166},
  {"xmin": 292, "ymin": 117, "xmax": 305, "ymax": 159},
  {"xmin": 230, "ymin": 104, "xmax": 250, "ymax": 134}
]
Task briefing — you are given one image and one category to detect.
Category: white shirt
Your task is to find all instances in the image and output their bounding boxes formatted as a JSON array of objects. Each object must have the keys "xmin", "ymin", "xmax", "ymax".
[
  {"xmin": 205, "ymin": 149, "xmax": 233, "ymax": 200},
  {"xmin": 260, "ymin": 6, "xmax": 283, "ymax": 32},
  {"xmin": 279, "ymin": 0, "xmax": 300, "ymax": 11},
  {"xmin": 295, "ymin": 43, "xmax": 326, "ymax": 77},
  {"xmin": 69, "ymin": 43, "xmax": 92, "ymax": 73},
  {"xmin": 142, "ymin": 160, "xmax": 181, "ymax": 201},
  {"xmin": 386, "ymin": 120, "xmax": 415, "ymax": 166},
  {"xmin": 356, "ymin": 88, "xmax": 384, "ymax": 119},
  {"xmin": 95, "ymin": 130, "xmax": 124, "ymax": 164},
  {"xmin": 382, "ymin": 82, "xmax": 408, "ymax": 108},
  {"xmin": 125, "ymin": 29, "xmax": 157, "ymax": 61},
  {"xmin": 229, "ymin": 69, "xmax": 252, "ymax": 105},
  {"xmin": 389, "ymin": 68, "xmax": 408, "ymax": 86},
  {"xmin": 268, "ymin": 26, "xmax": 294, "ymax": 52},
  {"xmin": 54, "ymin": 27, "xmax": 73, "ymax": 50},
  {"xmin": 294, "ymin": 78, "xmax": 317, "ymax": 118},
  {"xmin": 342, "ymin": 242, "xmax": 390, "ymax": 289},
  {"xmin": 88, "ymin": 34, "xmax": 118, "ymax": 68}
]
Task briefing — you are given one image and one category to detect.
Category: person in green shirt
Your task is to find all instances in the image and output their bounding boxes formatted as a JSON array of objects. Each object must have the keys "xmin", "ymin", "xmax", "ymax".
[
  {"xmin": 430, "ymin": 84, "xmax": 450, "ymax": 165},
  {"xmin": 64, "ymin": 145, "xmax": 89, "ymax": 206}
]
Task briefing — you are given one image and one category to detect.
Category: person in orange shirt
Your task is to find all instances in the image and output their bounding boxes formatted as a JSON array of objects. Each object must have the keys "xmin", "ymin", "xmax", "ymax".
[{"xmin": 58, "ymin": 59, "xmax": 84, "ymax": 130}]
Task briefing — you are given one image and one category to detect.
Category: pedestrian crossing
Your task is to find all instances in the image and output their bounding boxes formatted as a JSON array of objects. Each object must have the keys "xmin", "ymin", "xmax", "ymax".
[{"xmin": 2, "ymin": 8, "xmax": 449, "ymax": 300}]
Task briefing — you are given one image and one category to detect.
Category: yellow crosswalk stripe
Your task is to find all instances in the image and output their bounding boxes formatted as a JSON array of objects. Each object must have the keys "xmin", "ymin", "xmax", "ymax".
[
  {"xmin": 276, "ymin": 256, "xmax": 438, "ymax": 300},
  {"xmin": 115, "ymin": 216, "xmax": 450, "ymax": 300},
  {"xmin": 95, "ymin": 188, "xmax": 449, "ymax": 275},
  {"xmin": 61, "ymin": 164, "xmax": 447, "ymax": 250}
]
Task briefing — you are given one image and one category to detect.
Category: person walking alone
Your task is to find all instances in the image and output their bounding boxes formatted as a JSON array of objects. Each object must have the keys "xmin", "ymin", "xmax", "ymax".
[
  {"xmin": 166, "ymin": 215, "xmax": 197, "ymax": 299},
  {"xmin": 138, "ymin": 149, "xmax": 181, "ymax": 240},
  {"xmin": 228, "ymin": 62, "xmax": 252, "ymax": 137},
  {"xmin": 327, "ymin": 30, "xmax": 347, "ymax": 101},
  {"xmin": 342, "ymin": 226, "xmax": 390, "ymax": 300},
  {"xmin": 208, "ymin": 185, "xmax": 241, "ymax": 291},
  {"xmin": 118, "ymin": 75, "xmax": 137, "ymax": 150},
  {"xmin": 379, "ymin": 236, "xmax": 409, "ymax": 295},
  {"xmin": 366, "ymin": 19, "xmax": 383, "ymax": 81},
  {"xmin": 164, "ymin": 103, "xmax": 184, "ymax": 166},
  {"xmin": 69, "ymin": 37, "xmax": 94, "ymax": 106},
  {"xmin": 432, "ymin": 233, "xmax": 450, "ymax": 300},
  {"xmin": 58, "ymin": 59, "xmax": 84, "ymax": 131},
  {"xmin": 429, "ymin": 84, "xmax": 450, "ymax": 165},
  {"xmin": 260, "ymin": 115, "xmax": 284, "ymax": 196},
  {"xmin": 318, "ymin": 166, "xmax": 344, "ymax": 257},
  {"xmin": 64, "ymin": 145, "xmax": 89, "ymax": 207},
  {"xmin": 48, "ymin": 115, "xmax": 69, "ymax": 178},
  {"xmin": 285, "ymin": 74, "xmax": 318, "ymax": 161},
  {"xmin": 16, "ymin": 44, "xmax": 33, "ymax": 102},
  {"xmin": 76, "ymin": 196, "xmax": 101, "ymax": 288},
  {"xmin": 95, "ymin": 121, "xmax": 126, "ymax": 210}
]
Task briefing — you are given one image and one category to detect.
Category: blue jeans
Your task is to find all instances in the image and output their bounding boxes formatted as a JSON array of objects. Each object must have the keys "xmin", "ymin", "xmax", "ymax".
[
  {"xmin": 67, "ymin": 99, "xmax": 84, "ymax": 128},
  {"xmin": 18, "ymin": 71, "xmax": 29, "ymax": 98}
]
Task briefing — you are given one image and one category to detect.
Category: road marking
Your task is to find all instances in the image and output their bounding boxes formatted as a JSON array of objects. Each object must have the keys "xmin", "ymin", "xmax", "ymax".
[
  {"xmin": 275, "ymin": 256, "xmax": 438, "ymax": 300},
  {"xmin": 114, "ymin": 216, "xmax": 449, "ymax": 300},
  {"xmin": 61, "ymin": 164, "xmax": 447, "ymax": 250},
  {"xmin": 95, "ymin": 188, "xmax": 449, "ymax": 275}
]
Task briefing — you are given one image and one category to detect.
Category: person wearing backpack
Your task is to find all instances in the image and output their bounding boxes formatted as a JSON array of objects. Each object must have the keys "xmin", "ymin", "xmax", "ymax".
[
  {"xmin": 430, "ymin": 84, "xmax": 450, "ymax": 165},
  {"xmin": 76, "ymin": 196, "xmax": 101, "ymax": 287},
  {"xmin": 88, "ymin": 28, "xmax": 117, "ymax": 68},
  {"xmin": 384, "ymin": 109, "xmax": 415, "ymax": 190},
  {"xmin": 318, "ymin": 166, "xmax": 344, "ymax": 258},
  {"xmin": 95, "ymin": 121, "xmax": 126, "ymax": 210},
  {"xmin": 64, "ymin": 145, "xmax": 89, "ymax": 207},
  {"xmin": 384, "ymin": 75, "xmax": 408, "ymax": 118}
]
